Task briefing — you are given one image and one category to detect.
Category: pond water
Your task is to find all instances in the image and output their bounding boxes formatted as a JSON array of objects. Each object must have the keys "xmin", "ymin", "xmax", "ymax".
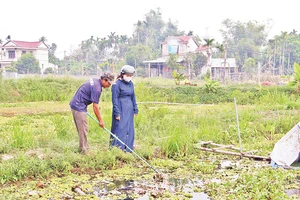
[{"xmin": 86, "ymin": 176, "xmax": 210, "ymax": 199}]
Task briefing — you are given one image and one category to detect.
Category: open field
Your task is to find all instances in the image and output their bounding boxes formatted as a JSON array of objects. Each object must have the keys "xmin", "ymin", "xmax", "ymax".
[{"xmin": 1, "ymin": 76, "xmax": 300, "ymax": 199}]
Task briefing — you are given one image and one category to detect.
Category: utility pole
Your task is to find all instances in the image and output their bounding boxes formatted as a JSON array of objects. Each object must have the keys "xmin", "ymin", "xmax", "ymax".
[
  {"xmin": 148, "ymin": 63, "xmax": 150, "ymax": 78},
  {"xmin": 135, "ymin": 59, "xmax": 137, "ymax": 77},
  {"xmin": 64, "ymin": 50, "xmax": 66, "ymax": 75},
  {"xmin": 223, "ymin": 40, "xmax": 228, "ymax": 83},
  {"xmin": 188, "ymin": 62, "xmax": 191, "ymax": 80},
  {"xmin": 273, "ymin": 42, "xmax": 276, "ymax": 75}
]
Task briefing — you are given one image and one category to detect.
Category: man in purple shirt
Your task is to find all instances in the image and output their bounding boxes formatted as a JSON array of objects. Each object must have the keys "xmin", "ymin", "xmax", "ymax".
[{"xmin": 70, "ymin": 72, "xmax": 114, "ymax": 155}]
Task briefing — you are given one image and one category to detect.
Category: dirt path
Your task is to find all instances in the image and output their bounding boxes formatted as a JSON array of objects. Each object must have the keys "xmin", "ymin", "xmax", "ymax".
[{"xmin": 0, "ymin": 101, "xmax": 70, "ymax": 117}]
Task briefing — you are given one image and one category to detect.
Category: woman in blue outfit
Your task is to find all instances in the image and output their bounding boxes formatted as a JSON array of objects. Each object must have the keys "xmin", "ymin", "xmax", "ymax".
[{"xmin": 111, "ymin": 65, "xmax": 138, "ymax": 152}]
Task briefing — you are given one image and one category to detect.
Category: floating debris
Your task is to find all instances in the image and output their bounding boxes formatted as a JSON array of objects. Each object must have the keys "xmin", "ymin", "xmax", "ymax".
[
  {"xmin": 71, "ymin": 185, "xmax": 85, "ymax": 195},
  {"xmin": 191, "ymin": 192, "xmax": 210, "ymax": 200},
  {"xmin": 153, "ymin": 173, "xmax": 164, "ymax": 182},
  {"xmin": 27, "ymin": 190, "xmax": 39, "ymax": 196}
]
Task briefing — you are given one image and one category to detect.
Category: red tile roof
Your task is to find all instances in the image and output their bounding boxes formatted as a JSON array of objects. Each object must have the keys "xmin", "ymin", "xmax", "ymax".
[
  {"xmin": 177, "ymin": 36, "xmax": 192, "ymax": 42},
  {"xmin": 161, "ymin": 36, "xmax": 200, "ymax": 46},
  {"xmin": 164, "ymin": 36, "xmax": 192, "ymax": 43},
  {"xmin": 3, "ymin": 40, "xmax": 47, "ymax": 49},
  {"xmin": 196, "ymin": 46, "xmax": 209, "ymax": 51}
]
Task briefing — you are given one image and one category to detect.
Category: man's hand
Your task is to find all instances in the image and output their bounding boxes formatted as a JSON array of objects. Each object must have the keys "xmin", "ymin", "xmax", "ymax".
[
  {"xmin": 93, "ymin": 102, "xmax": 104, "ymax": 128},
  {"xmin": 116, "ymin": 116, "xmax": 120, "ymax": 121},
  {"xmin": 98, "ymin": 118, "xmax": 104, "ymax": 128}
]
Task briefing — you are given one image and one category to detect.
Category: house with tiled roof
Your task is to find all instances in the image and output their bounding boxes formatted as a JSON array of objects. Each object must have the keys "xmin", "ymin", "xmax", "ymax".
[
  {"xmin": 143, "ymin": 36, "xmax": 209, "ymax": 78},
  {"xmin": 0, "ymin": 40, "xmax": 54, "ymax": 74}
]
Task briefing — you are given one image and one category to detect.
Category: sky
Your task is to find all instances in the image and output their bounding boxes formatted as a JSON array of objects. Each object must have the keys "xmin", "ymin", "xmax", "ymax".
[{"xmin": 1, "ymin": 0, "xmax": 299, "ymax": 59}]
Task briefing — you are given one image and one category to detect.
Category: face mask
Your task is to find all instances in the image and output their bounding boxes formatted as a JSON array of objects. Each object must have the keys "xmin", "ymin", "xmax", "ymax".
[{"xmin": 123, "ymin": 75, "xmax": 132, "ymax": 82}]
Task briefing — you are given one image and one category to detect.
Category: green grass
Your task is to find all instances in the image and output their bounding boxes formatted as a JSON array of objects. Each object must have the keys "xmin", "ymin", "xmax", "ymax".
[
  {"xmin": 0, "ymin": 76, "xmax": 298, "ymax": 105},
  {"xmin": 0, "ymin": 76, "xmax": 300, "ymax": 199}
]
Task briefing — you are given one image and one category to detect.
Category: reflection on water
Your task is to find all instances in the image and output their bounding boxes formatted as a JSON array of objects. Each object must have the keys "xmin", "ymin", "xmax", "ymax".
[
  {"xmin": 285, "ymin": 189, "xmax": 300, "ymax": 198},
  {"xmin": 94, "ymin": 176, "xmax": 209, "ymax": 199},
  {"xmin": 106, "ymin": 179, "xmax": 135, "ymax": 191}
]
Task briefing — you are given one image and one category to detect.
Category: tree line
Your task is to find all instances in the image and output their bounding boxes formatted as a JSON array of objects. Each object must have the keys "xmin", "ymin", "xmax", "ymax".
[{"xmin": 6, "ymin": 8, "xmax": 300, "ymax": 79}]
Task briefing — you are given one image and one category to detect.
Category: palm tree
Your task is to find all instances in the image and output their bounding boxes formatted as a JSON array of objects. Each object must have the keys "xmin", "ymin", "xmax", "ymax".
[
  {"xmin": 143, "ymin": 20, "xmax": 150, "ymax": 46},
  {"xmin": 290, "ymin": 29, "xmax": 297, "ymax": 35},
  {"xmin": 120, "ymin": 35, "xmax": 128, "ymax": 44},
  {"xmin": 216, "ymin": 44, "xmax": 225, "ymax": 56},
  {"xmin": 39, "ymin": 36, "xmax": 47, "ymax": 42},
  {"xmin": 134, "ymin": 20, "xmax": 143, "ymax": 44},
  {"xmin": 203, "ymin": 38, "xmax": 215, "ymax": 76},
  {"xmin": 216, "ymin": 42, "xmax": 228, "ymax": 81},
  {"xmin": 203, "ymin": 38, "xmax": 215, "ymax": 60},
  {"xmin": 107, "ymin": 32, "xmax": 117, "ymax": 48}
]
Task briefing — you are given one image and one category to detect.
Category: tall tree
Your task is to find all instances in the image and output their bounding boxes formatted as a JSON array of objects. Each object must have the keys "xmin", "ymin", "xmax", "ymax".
[
  {"xmin": 48, "ymin": 43, "xmax": 60, "ymax": 66},
  {"xmin": 162, "ymin": 19, "xmax": 184, "ymax": 39},
  {"xmin": 125, "ymin": 44, "xmax": 153, "ymax": 67},
  {"xmin": 243, "ymin": 57, "xmax": 257, "ymax": 79},
  {"xmin": 203, "ymin": 38, "xmax": 215, "ymax": 76},
  {"xmin": 118, "ymin": 35, "xmax": 130, "ymax": 59},
  {"xmin": 220, "ymin": 19, "xmax": 268, "ymax": 70},
  {"xmin": 193, "ymin": 52, "xmax": 207, "ymax": 77},
  {"xmin": 270, "ymin": 31, "xmax": 300, "ymax": 75},
  {"xmin": 183, "ymin": 52, "xmax": 196, "ymax": 79},
  {"xmin": 132, "ymin": 8, "xmax": 165, "ymax": 53},
  {"xmin": 167, "ymin": 54, "xmax": 183, "ymax": 71},
  {"xmin": 216, "ymin": 42, "xmax": 229, "ymax": 80},
  {"xmin": 134, "ymin": 20, "xmax": 143, "ymax": 44}
]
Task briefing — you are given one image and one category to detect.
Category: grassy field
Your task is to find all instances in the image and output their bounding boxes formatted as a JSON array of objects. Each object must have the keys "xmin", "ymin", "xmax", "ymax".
[{"xmin": 1, "ymin": 76, "xmax": 300, "ymax": 199}]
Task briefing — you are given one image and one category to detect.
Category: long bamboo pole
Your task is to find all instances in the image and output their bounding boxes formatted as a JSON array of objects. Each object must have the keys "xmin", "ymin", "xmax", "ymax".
[
  {"xmin": 195, "ymin": 145, "xmax": 270, "ymax": 161},
  {"xmin": 234, "ymin": 98, "xmax": 243, "ymax": 156}
]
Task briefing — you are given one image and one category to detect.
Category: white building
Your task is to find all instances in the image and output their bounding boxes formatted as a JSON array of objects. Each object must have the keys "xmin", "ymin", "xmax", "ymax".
[
  {"xmin": 0, "ymin": 40, "xmax": 54, "ymax": 74},
  {"xmin": 143, "ymin": 36, "xmax": 208, "ymax": 78},
  {"xmin": 210, "ymin": 58, "xmax": 238, "ymax": 80}
]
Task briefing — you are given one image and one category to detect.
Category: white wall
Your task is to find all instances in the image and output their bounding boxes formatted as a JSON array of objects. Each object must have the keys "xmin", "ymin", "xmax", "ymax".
[
  {"xmin": 162, "ymin": 37, "xmax": 199, "ymax": 56},
  {"xmin": 36, "ymin": 49, "xmax": 49, "ymax": 73},
  {"xmin": 1, "ymin": 47, "xmax": 50, "ymax": 73},
  {"xmin": 187, "ymin": 38, "xmax": 198, "ymax": 52}
]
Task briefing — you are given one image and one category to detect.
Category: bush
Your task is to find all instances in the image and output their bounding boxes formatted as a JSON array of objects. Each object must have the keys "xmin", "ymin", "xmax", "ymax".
[
  {"xmin": 0, "ymin": 77, "xmax": 299, "ymax": 105},
  {"xmin": 43, "ymin": 67, "xmax": 54, "ymax": 74}
]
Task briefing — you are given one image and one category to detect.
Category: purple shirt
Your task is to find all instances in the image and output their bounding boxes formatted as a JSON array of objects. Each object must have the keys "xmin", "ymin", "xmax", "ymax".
[{"xmin": 70, "ymin": 78, "xmax": 102, "ymax": 112}]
